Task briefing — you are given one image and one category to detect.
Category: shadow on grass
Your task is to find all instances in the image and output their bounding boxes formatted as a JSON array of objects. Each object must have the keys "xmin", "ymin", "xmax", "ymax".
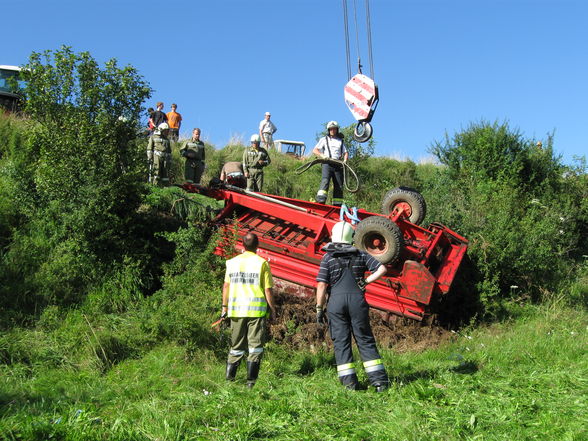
[
  {"xmin": 450, "ymin": 360, "xmax": 479, "ymax": 374},
  {"xmin": 391, "ymin": 369, "xmax": 438, "ymax": 384},
  {"xmin": 296, "ymin": 352, "xmax": 335, "ymax": 376}
]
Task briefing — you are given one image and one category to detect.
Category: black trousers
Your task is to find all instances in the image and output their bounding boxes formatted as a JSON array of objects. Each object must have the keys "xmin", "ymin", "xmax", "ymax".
[
  {"xmin": 317, "ymin": 163, "xmax": 344, "ymax": 206},
  {"xmin": 327, "ymin": 267, "xmax": 388, "ymax": 387}
]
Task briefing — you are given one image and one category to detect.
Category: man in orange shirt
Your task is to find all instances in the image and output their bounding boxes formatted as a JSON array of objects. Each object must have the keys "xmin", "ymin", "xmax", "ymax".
[{"xmin": 166, "ymin": 103, "xmax": 182, "ymax": 142}]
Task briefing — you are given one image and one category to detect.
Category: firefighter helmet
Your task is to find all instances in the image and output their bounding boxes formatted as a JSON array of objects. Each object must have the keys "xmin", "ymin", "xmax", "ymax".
[
  {"xmin": 250, "ymin": 134, "xmax": 261, "ymax": 144},
  {"xmin": 331, "ymin": 221, "xmax": 354, "ymax": 244},
  {"xmin": 158, "ymin": 122, "xmax": 169, "ymax": 131},
  {"xmin": 327, "ymin": 121, "xmax": 339, "ymax": 130}
]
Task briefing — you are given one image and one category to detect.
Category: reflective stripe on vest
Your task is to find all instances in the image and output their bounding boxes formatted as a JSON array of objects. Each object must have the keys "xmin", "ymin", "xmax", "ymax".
[{"xmin": 227, "ymin": 252, "xmax": 268, "ymax": 318}]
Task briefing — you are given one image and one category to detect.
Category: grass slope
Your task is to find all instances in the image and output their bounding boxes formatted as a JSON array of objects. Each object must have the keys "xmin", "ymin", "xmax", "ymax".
[{"xmin": 1, "ymin": 303, "xmax": 586, "ymax": 441}]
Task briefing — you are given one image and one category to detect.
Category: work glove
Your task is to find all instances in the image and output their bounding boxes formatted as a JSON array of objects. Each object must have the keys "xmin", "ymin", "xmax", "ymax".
[
  {"xmin": 316, "ymin": 306, "xmax": 327, "ymax": 324},
  {"xmin": 220, "ymin": 310, "xmax": 227, "ymax": 320},
  {"xmin": 357, "ymin": 278, "xmax": 368, "ymax": 292}
]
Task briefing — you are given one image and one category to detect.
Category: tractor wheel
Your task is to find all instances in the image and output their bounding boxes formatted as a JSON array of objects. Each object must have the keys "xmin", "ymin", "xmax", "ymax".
[
  {"xmin": 355, "ymin": 216, "xmax": 403, "ymax": 264},
  {"xmin": 381, "ymin": 187, "xmax": 427, "ymax": 225},
  {"xmin": 353, "ymin": 122, "xmax": 373, "ymax": 143}
]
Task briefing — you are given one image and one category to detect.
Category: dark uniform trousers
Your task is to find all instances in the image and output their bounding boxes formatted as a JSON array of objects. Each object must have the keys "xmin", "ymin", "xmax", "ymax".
[
  {"xmin": 185, "ymin": 159, "xmax": 205, "ymax": 184},
  {"xmin": 317, "ymin": 163, "xmax": 344, "ymax": 206},
  {"xmin": 327, "ymin": 262, "xmax": 388, "ymax": 389},
  {"xmin": 247, "ymin": 168, "xmax": 264, "ymax": 192}
]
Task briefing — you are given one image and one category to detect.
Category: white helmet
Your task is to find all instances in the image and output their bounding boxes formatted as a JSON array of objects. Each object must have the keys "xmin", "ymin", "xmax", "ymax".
[
  {"xmin": 158, "ymin": 122, "xmax": 169, "ymax": 131},
  {"xmin": 250, "ymin": 134, "xmax": 261, "ymax": 143},
  {"xmin": 331, "ymin": 221, "xmax": 354, "ymax": 244},
  {"xmin": 327, "ymin": 121, "xmax": 339, "ymax": 130}
]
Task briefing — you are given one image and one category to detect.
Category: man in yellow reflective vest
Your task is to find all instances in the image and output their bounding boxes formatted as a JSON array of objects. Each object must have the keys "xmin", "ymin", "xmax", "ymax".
[{"xmin": 221, "ymin": 232, "xmax": 275, "ymax": 388}]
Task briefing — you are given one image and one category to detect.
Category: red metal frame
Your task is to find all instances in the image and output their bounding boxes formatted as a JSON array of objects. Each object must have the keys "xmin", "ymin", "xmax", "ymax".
[{"xmin": 181, "ymin": 183, "xmax": 468, "ymax": 321}]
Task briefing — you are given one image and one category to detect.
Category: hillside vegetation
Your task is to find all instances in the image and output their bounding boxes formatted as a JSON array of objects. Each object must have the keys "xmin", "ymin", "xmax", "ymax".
[{"xmin": 0, "ymin": 47, "xmax": 587, "ymax": 440}]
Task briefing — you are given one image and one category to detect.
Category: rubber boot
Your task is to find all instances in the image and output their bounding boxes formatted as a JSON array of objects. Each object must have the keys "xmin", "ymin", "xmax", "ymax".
[
  {"xmin": 246, "ymin": 361, "xmax": 260, "ymax": 388},
  {"xmin": 226, "ymin": 362, "xmax": 240, "ymax": 381},
  {"xmin": 367, "ymin": 369, "xmax": 389, "ymax": 393},
  {"xmin": 339, "ymin": 374, "xmax": 360, "ymax": 391},
  {"xmin": 375, "ymin": 382, "xmax": 389, "ymax": 393}
]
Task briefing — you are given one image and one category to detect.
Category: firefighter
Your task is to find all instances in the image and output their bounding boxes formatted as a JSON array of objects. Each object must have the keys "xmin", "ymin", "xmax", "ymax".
[
  {"xmin": 147, "ymin": 122, "xmax": 172, "ymax": 186},
  {"xmin": 243, "ymin": 134, "xmax": 271, "ymax": 192},
  {"xmin": 222, "ymin": 232, "xmax": 276, "ymax": 388},
  {"xmin": 179, "ymin": 128, "xmax": 205, "ymax": 184},
  {"xmin": 316, "ymin": 221, "xmax": 390, "ymax": 391},
  {"xmin": 312, "ymin": 121, "xmax": 349, "ymax": 207}
]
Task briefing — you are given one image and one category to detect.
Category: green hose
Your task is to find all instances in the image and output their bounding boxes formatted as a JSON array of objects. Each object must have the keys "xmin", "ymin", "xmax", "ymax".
[{"xmin": 295, "ymin": 157, "xmax": 360, "ymax": 193}]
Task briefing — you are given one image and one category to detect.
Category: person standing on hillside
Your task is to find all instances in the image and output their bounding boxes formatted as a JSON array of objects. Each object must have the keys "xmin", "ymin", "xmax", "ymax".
[
  {"xmin": 151, "ymin": 102, "xmax": 167, "ymax": 128},
  {"xmin": 179, "ymin": 128, "xmax": 205, "ymax": 184},
  {"xmin": 312, "ymin": 121, "xmax": 348, "ymax": 207},
  {"xmin": 166, "ymin": 103, "xmax": 182, "ymax": 142},
  {"xmin": 147, "ymin": 122, "xmax": 171, "ymax": 186},
  {"xmin": 243, "ymin": 134, "xmax": 271, "ymax": 192},
  {"xmin": 222, "ymin": 232, "xmax": 276, "ymax": 388},
  {"xmin": 259, "ymin": 111, "xmax": 277, "ymax": 150},
  {"xmin": 146, "ymin": 107, "xmax": 155, "ymax": 136},
  {"xmin": 315, "ymin": 221, "xmax": 390, "ymax": 392}
]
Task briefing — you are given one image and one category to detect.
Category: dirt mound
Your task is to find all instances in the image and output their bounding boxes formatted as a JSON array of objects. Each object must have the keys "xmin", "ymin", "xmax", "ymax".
[{"xmin": 268, "ymin": 292, "xmax": 453, "ymax": 352}]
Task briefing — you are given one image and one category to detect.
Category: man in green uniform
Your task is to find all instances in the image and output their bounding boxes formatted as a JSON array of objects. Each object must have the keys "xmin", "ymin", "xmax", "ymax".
[
  {"xmin": 147, "ymin": 122, "xmax": 171, "ymax": 186},
  {"xmin": 179, "ymin": 128, "xmax": 205, "ymax": 184},
  {"xmin": 242, "ymin": 134, "xmax": 271, "ymax": 192},
  {"xmin": 221, "ymin": 232, "xmax": 276, "ymax": 388}
]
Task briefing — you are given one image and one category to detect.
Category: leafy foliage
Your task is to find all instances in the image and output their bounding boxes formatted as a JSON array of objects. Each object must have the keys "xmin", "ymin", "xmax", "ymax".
[
  {"xmin": 427, "ymin": 121, "xmax": 587, "ymax": 317},
  {"xmin": 0, "ymin": 47, "xmax": 154, "ymax": 318}
]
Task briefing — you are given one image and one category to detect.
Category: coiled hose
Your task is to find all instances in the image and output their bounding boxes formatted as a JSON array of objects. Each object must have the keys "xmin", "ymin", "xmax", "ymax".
[{"xmin": 295, "ymin": 158, "xmax": 360, "ymax": 193}]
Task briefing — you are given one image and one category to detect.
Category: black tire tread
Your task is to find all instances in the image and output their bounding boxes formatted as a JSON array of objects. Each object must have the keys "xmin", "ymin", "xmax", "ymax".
[
  {"xmin": 381, "ymin": 186, "xmax": 427, "ymax": 225},
  {"xmin": 355, "ymin": 216, "xmax": 403, "ymax": 264}
]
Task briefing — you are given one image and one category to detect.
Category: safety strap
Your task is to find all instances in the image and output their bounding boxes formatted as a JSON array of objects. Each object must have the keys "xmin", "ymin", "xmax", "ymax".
[
  {"xmin": 339, "ymin": 204, "xmax": 360, "ymax": 225},
  {"xmin": 325, "ymin": 136, "xmax": 333, "ymax": 159}
]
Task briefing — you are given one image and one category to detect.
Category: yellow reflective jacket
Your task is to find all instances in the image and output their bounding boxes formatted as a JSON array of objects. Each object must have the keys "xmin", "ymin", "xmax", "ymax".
[{"xmin": 225, "ymin": 251, "xmax": 273, "ymax": 318}]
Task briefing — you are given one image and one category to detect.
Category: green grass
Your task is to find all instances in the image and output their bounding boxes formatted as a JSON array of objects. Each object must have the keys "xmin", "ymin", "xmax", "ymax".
[{"xmin": 1, "ymin": 302, "xmax": 586, "ymax": 441}]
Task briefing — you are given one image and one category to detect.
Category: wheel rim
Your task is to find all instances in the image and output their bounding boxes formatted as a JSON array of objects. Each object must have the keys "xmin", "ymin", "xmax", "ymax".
[
  {"xmin": 363, "ymin": 232, "xmax": 389, "ymax": 256},
  {"xmin": 391, "ymin": 201, "xmax": 412, "ymax": 218}
]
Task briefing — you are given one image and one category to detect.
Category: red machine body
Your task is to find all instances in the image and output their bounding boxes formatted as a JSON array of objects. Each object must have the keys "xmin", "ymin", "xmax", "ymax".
[{"xmin": 182, "ymin": 184, "xmax": 468, "ymax": 321}]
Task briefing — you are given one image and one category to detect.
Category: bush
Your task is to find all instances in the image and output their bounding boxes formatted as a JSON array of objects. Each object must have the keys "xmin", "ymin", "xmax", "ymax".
[{"xmin": 428, "ymin": 121, "xmax": 588, "ymax": 317}]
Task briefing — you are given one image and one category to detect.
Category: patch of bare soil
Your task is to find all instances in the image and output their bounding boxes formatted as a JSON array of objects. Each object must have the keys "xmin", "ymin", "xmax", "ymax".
[{"xmin": 268, "ymin": 292, "xmax": 453, "ymax": 353}]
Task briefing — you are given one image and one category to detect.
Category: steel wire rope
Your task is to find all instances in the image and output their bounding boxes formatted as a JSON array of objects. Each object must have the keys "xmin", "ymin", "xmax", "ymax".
[
  {"xmin": 365, "ymin": 0, "xmax": 374, "ymax": 78},
  {"xmin": 295, "ymin": 158, "xmax": 360, "ymax": 194},
  {"xmin": 342, "ymin": 0, "xmax": 352, "ymax": 80},
  {"xmin": 352, "ymin": 0, "xmax": 363, "ymax": 73}
]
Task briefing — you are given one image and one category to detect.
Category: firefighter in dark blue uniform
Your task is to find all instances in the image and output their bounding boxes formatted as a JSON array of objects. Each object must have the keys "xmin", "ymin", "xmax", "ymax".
[{"xmin": 316, "ymin": 221, "xmax": 390, "ymax": 391}]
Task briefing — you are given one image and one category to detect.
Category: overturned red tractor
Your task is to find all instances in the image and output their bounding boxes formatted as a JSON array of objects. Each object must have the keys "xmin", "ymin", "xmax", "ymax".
[{"xmin": 181, "ymin": 182, "xmax": 468, "ymax": 322}]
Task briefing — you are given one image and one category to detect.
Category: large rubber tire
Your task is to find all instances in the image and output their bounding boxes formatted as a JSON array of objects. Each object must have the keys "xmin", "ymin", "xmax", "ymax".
[
  {"xmin": 381, "ymin": 187, "xmax": 427, "ymax": 225},
  {"xmin": 354, "ymin": 216, "xmax": 403, "ymax": 264}
]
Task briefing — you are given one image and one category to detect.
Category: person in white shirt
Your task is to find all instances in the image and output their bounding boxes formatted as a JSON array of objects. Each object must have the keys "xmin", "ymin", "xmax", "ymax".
[
  {"xmin": 259, "ymin": 111, "xmax": 277, "ymax": 150},
  {"xmin": 312, "ymin": 121, "xmax": 349, "ymax": 207}
]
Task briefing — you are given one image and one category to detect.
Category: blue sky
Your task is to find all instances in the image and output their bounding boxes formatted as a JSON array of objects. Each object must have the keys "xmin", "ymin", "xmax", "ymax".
[{"xmin": 5, "ymin": 0, "xmax": 587, "ymax": 165}]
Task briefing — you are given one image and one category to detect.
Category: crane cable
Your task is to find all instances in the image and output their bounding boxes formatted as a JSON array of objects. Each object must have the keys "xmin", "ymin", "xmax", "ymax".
[
  {"xmin": 295, "ymin": 158, "xmax": 360, "ymax": 194},
  {"xmin": 365, "ymin": 0, "xmax": 375, "ymax": 78},
  {"xmin": 342, "ymin": 0, "xmax": 352, "ymax": 80},
  {"xmin": 342, "ymin": 0, "xmax": 375, "ymax": 79}
]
